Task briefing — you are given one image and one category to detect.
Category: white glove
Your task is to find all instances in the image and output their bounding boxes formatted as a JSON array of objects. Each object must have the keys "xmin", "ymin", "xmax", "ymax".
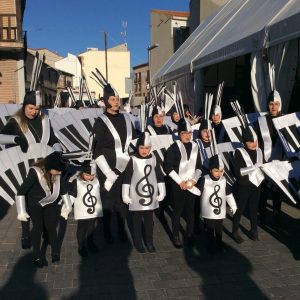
[
  {"xmin": 60, "ymin": 194, "xmax": 72, "ymax": 220},
  {"xmin": 255, "ymin": 162, "xmax": 263, "ymax": 168},
  {"xmin": 15, "ymin": 195, "xmax": 30, "ymax": 222},
  {"xmin": 156, "ymin": 182, "xmax": 166, "ymax": 202},
  {"xmin": 122, "ymin": 184, "xmax": 132, "ymax": 205},
  {"xmin": 104, "ymin": 171, "xmax": 118, "ymax": 191},
  {"xmin": 17, "ymin": 212, "xmax": 30, "ymax": 222},
  {"xmin": 230, "ymin": 206, "xmax": 237, "ymax": 215}
]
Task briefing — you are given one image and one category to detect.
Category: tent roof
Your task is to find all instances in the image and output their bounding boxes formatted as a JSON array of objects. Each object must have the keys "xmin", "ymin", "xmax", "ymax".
[{"xmin": 153, "ymin": 0, "xmax": 300, "ymax": 85}]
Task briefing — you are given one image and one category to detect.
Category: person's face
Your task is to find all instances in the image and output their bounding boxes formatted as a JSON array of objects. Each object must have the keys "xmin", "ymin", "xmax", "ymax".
[
  {"xmin": 82, "ymin": 172, "xmax": 95, "ymax": 181},
  {"xmin": 180, "ymin": 131, "xmax": 192, "ymax": 143},
  {"xmin": 107, "ymin": 95, "xmax": 120, "ymax": 112},
  {"xmin": 200, "ymin": 129, "xmax": 210, "ymax": 142},
  {"xmin": 172, "ymin": 112, "xmax": 180, "ymax": 123},
  {"xmin": 246, "ymin": 140, "xmax": 258, "ymax": 150},
  {"xmin": 211, "ymin": 114, "xmax": 221, "ymax": 124},
  {"xmin": 153, "ymin": 114, "xmax": 164, "ymax": 127},
  {"xmin": 49, "ymin": 169, "xmax": 62, "ymax": 175},
  {"xmin": 138, "ymin": 145, "xmax": 151, "ymax": 157},
  {"xmin": 268, "ymin": 101, "xmax": 280, "ymax": 116},
  {"xmin": 210, "ymin": 168, "xmax": 224, "ymax": 179},
  {"xmin": 24, "ymin": 104, "xmax": 40, "ymax": 119}
]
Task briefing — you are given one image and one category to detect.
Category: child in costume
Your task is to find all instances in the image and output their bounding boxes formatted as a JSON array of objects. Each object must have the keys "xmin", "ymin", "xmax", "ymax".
[
  {"xmin": 122, "ymin": 132, "xmax": 166, "ymax": 253},
  {"xmin": 67, "ymin": 161, "xmax": 103, "ymax": 257}
]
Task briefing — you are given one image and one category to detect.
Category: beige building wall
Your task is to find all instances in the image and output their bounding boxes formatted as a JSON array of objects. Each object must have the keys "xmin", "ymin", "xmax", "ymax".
[
  {"xmin": 79, "ymin": 44, "xmax": 130, "ymax": 99},
  {"xmin": 189, "ymin": 0, "xmax": 229, "ymax": 33},
  {"xmin": 28, "ymin": 48, "xmax": 63, "ymax": 68},
  {"xmin": 0, "ymin": 60, "xmax": 19, "ymax": 103},
  {"xmin": 150, "ymin": 10, "xmax": 189, "ymax": 79}
]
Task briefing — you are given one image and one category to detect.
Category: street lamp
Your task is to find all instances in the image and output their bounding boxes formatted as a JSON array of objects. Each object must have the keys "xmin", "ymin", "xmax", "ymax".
[{"xmin": 147, "ymin": 43, "xmax": 159, "ymax": 86}]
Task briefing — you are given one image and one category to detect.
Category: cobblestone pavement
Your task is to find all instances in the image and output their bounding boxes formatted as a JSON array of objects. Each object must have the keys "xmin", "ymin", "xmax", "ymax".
[{"xmin": 0, "ymin": 200, "xmax": 300, "ymax": 300}]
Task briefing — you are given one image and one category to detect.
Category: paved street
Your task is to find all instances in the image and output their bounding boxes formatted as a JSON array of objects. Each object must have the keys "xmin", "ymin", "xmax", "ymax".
[{"xmin": 0, "ymin": 200, "xmax": 300, "ymax": 300}]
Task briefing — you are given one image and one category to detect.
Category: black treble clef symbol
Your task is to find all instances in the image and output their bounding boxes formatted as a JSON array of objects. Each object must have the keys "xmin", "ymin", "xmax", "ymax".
[
  {"xmin": 135, "ymin": 165, "xmax": 154, "ymax": 206},
  {"xmin": 83, "ymin": 184, "xmax": 97, "ymax": 214},
  {"xmin": 209, "ymin": 185, "xmax": 222, "ymax": 215}
]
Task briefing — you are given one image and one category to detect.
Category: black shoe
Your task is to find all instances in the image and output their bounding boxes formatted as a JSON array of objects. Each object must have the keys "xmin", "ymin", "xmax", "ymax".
[
  {"xmin": 21, "ymin": 237, "xmax": 31, "ymax": 249},
  {"xmin": 41, "ymin": 257, "xmax": 48, "ymax": 267},
  {"xmin": 51, "ymin": 254, "xmax": 60, "ymax": 263},
  {"xmin": 104, "ymin": 235, "xmax": 114, "ymax": 244},
  {"xmin": 146, "ymin": 244, "xmax": 156, "ymax": 253},
  {"xmin": 33, "ymin": 258, "xmax": 44, "ymax": 268},
  {"xmin": 135, "ymin": 245, "xmax": 146, "ymax": 253},
  {"xmin": 248, "ymin": 231, "xmax": 259, "ymax": 241},
  {"xmin": 232, "ymin": 233, "xmax": 244, "ymax": 244},
  {"xmin": 173, "ymin": 236, "xmax": 182, "ymax": 249},
  {"xmin": 88, "ymin": 242, "xmax": 99, "ymax": 253},
  {"xmin": 78, "ymin": 247, "xmax": 88, "ymax": 257}
]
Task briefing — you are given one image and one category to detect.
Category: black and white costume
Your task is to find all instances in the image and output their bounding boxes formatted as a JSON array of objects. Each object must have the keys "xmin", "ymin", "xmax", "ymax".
[
  {"xmin": 198, "ymin": 155, "xmax": 236, "ymax": 253},
  {"xmin": 256, "ymin": 90, "xmax": 285, "ymax": 227},
  {"xmin": 16, "ymin": 152, "xmax": 70, "ymax": 267},
  {"xmin": 67, "ymin": 163, "xmax": 103, "ymax": 256},
  {"xmin": 93, "ymin": 82, "xmax": 137, "ymax": 243},
  {"xmin": 0, "ymin": 91, "xmax": 62, "ymax": 250},
  {"xmin": 164, "ymin": 118, "xmax": 201, "ymax": 248},
  {"xmin": 232, "ymin": 132, "xmax": 264, "ymax": 242},
  {"xmin": 122, "ymin": 133, "xmax": 165, "ymax": 252}
]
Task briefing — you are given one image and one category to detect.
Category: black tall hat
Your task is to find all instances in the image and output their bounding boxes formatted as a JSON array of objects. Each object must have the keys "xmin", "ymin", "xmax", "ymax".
[
  {"xmin": 151, "ymin": 106, "xmax": 163, "ymax": 119},
  {"xmin": 199, "ymin": 119, "xmax": 209, "ymax": 131},
  {"xmin": 136, "ymin": 132, "xmax": 151, "ymax": 148},
  {"xmin": 44, "ymin": 152, "xmax": 68, "ymax": 172},
  {"xmin": 209, "ymin": 154, "xmax": 224, "ymax": 170},
  {"xmin": 80, "ymin": 161, "xmax": 96, "ymax": 175},
  {"xmin": 242, "ymin": 126, "xmax": 257, "ymax": 143},
  {"xmin": 23, "ymin": 90, "xmax": 42, "ymax": 107},
  {"xmin": 103, "ymin": 84, "xmax": 117, "ymax": 103},
  {"xmin": 178, "ymin": 118, "xmax": 192, "ymax": 133}
]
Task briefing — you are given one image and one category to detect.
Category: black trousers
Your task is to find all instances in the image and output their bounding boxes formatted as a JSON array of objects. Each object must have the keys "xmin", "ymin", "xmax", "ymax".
[
  {"xmin": 131, "ymin": 210, "xmax": 154, "ymax": 247},
  {"xmin": 171, "ymin": 183, "xmax": 196, "ymax": 238},
  {"xmin": 28, "ymin": 202, "xmax": 60, "ymax": 259},
  {"xmin": 205, "ymin": 218, "xmax": 223, "ymax": 249},
  {"xmin": 232, "ymin": 184, "xmax": 261, "ymax": 234},
  {"xmin": 100, "ymin": 174, "xmax": 128, "ymax": 239},
  {"xmin": 77, "ymin": 218, "xmax": 97, "ymax": 249},
  {"xmin": 21, "ymin": 220, "xmax": 30, "ymax": 238},
  {"xmin": 259, "ymin": 181, "xmax": 283, "ymax": 224}
]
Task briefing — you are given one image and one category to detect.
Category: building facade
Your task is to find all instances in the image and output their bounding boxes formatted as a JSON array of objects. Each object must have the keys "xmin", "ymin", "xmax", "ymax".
[
  {"xmin": 150, "ymin": 9, "xmax": 189, "ymax": 80},
  {"xmin": 78, "ymin": 44, "xmax": 130, "ymax": 100},
  {"xmin": 132, "ymin": 62, "xmax": 149, "ymax": 106},
  {"xmin": 0, "ymin": 0, "xmax": 26, "ymax": 103}
]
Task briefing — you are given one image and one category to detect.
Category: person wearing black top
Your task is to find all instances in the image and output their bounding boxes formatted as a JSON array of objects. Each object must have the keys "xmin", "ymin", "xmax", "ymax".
[
  {"xmin": 256, "ymin": 90, "xmax": 285, "ymax": 228},
  {"xmin": 93, "ymin": 83, "xmax": 137, "ymax": 244},
  {"xmin": 211, "ymin": 104, "xmax": 230, "ymax": 143},
  {"xmin": 0, "ymin": 91, "xmax": 62, "ymax": 250},
  {"xmin": 16, "ymin": 152, "xmax": 71, "ymax": 268},
  {"xmin": 164, "ymin": 118, "xmax": 201, "ymax": 248},
  {"xmin": 232, "ymin": 126, "xmax": 264, "ymax": 243},
  {"xmin": 122, "ymin": 132, "xmax": 166, "ymax": 253}
]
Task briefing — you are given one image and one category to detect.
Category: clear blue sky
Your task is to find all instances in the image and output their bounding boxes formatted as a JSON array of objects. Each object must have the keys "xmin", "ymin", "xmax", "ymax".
[{"xmin": 23, "ymin": 0, "xmax": 189, "ymax": 68}]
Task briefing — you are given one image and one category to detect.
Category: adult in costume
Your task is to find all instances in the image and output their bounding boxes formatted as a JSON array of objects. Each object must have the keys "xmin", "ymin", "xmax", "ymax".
[
  {"xmin": 164, "ymin": 118, "xmax": 201, "ymax": 248},
  {"xmin": 256, "ymin": 90, "xmax": 285, "ymax": 228},
  {"xmin": 16, "ymin": 152, "xmax": 71, "ymax": 267},
  {"xmin": 0, "ymin": 91, "xmax": 62, "ymax": 249},
  {"xmin": 93, "ymin": 82, "xmax": 137, "ymax": 243}
]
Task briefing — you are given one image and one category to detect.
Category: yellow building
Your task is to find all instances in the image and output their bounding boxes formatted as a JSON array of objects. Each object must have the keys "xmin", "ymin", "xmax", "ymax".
[{"xmin": 79, "ymin": 44, "xmax": 130, "ymax": 100}]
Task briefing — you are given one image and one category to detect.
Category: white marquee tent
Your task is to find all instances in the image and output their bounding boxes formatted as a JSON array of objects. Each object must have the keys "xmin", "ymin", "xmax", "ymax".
[{"xmin": 152, "ymin": 0, "xmax": 300, "ymax": 113}]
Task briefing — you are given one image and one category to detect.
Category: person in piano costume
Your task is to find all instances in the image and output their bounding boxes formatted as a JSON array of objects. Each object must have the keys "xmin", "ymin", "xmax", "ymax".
[
  {"xmin": 164, "ymin": 118, "xmax": 202, "ymax": 249},
  {"xmin": 122, "ymin": 132, "xmax": 166, "ymax": 253},
  {"xmin": 67, "ymin": 161, "xmax": 103, "ymax": 257},
  {"xmin": 198, "ymin": 154, "xmax": 237, "ymax": 254},
  {"xmin": 0, "ymin": 91, "xmax": 62, "ymax": 250},
  {"xmin": 15, "ymin": 151, "xmax": 71, "ymax": 268},
  {"xmin": 93, "ymin": 82, "xmax": 137, "ymax": 244}
]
